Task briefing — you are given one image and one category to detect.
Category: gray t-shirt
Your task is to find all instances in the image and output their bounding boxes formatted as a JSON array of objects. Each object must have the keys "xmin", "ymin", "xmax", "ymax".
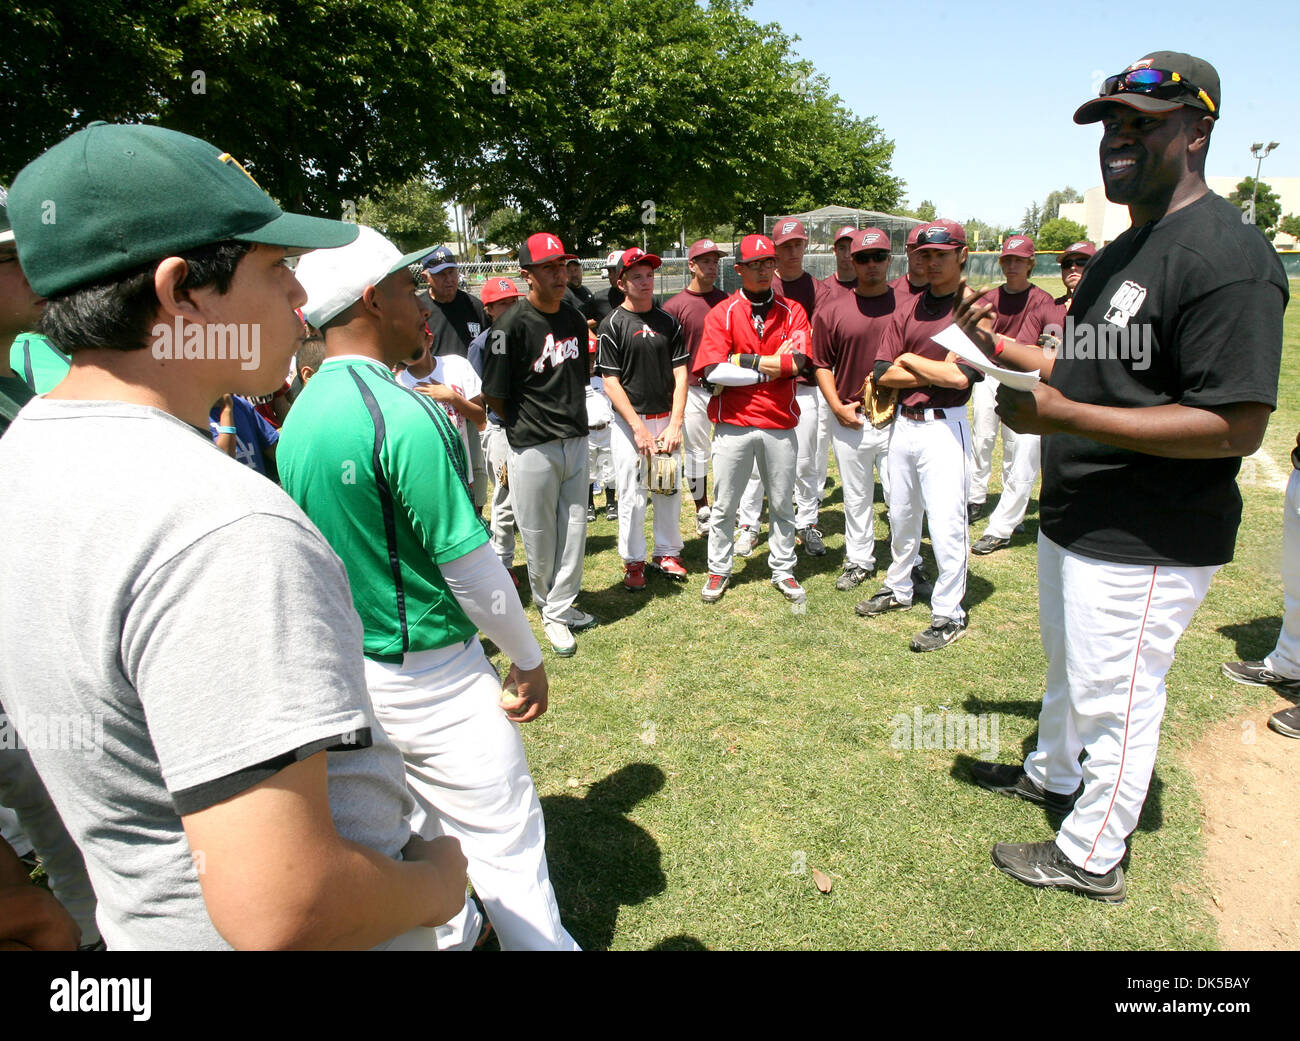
[{"xmin": 0, "ymin": 398, "xmax": 414, "ymax": 949}]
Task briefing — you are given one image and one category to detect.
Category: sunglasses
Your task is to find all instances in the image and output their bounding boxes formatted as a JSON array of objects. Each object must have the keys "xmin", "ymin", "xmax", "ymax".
[
  {"xmin": 852, "ymin": 251, "xmax": 891, "ymax": 264},
  {"xmin": 1101, "ymin": 68, "xmax": 1216, "ymax": 114},
  {"xmin": 915, "ymin": 228, "xmax": 963, "ymax": 246},
  {"xmin": 741, "ymin": 258, "xmax": 777, "ymax": 270},
  {"xmin": 1059, "ymin": 258, "xmax": 1089, "ymax": 270}
]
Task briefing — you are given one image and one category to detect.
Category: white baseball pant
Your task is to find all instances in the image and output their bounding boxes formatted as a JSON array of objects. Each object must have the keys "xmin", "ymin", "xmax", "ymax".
[
  {"xmin": 830, "ymin": 418, "xmax": 891, "ymax": 571},
  {"xmin": 816, "ymin": 393, "xmax": 834, "ymax": 500},
  {"xmin": 1264, "ymin": 466, "xmax": 1300, "ymax": 679},
  {"xmin": 738, "ymin": 385, "xmax": 820, "ymax": 530},
  {"xmin": 983, "ymin": 432, "xmax": 1040, "ymax": 540},
  {"xmin": 683, "ymin": 385, "xmax": 713, "ymax": 504},
  {"xmin": 710, "ymin": 423, "xmax": 798, "ymax": 580},
  {"xmin": 883, "ymin": 412, "xmax": 971, "ymax": 622},
  {"xmin": 508, "ymin": 436, "xmax": 589, "ymax": 626},
  {"xmin": 588, "ymin": 426, "xmax": 614, "ymax": 493},
  {"xmin": 364, "ymin": 639, "xmax": 579, "ymax": 951},
  {"xmin": 611, "ymin": 413, "xmax": 684, "ymax": 564},
  {"xmin": 482, "ymin": 424, "xmax": 516, "ymax": 570},
  {"xmin": 1025, "ymin": 534, "xmax": 1217, "ymax": 874}
]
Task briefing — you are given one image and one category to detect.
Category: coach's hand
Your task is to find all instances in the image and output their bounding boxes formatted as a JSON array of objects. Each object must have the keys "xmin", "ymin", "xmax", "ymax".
[
  {"xmin": 996, "ymin": 382, "xmax": 1065, "ymax": 436},
  {"xmin": 401, "ymin": 834, "xmax": 470, "ymax": 929},
  {"xmin": 501, "ymin": 661, "xmax": 549, "ymax": 723},
  {"xmin": 953, "ymin": 280, "xmax": 998, "ymax": 357}
]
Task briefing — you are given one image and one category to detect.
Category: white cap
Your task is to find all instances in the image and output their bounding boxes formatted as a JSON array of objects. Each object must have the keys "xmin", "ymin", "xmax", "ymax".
[
  {"xmin": 295, "ymin": 224, "xmax": 435, "ymax": 328},
  {"xmin": 601, "ymin": 250, "xmax": 625, "ymax": 271}
]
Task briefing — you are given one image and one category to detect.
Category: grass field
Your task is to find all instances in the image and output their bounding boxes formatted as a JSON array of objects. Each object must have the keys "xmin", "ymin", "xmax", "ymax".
[{"xmin": 498, "ymin": 277, "xmax": 1299, "ymax": 951}]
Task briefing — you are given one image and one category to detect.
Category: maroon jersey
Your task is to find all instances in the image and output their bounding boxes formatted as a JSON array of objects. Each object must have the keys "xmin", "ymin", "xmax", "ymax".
[
  {"xmin": 811, "ymin": 288, "xmax": 898, "ymax": 405},
  {"xmin": 663, "ymin": 286, "xmax": 727, "ymax": 387},
  {"xmin": 890, "ymin": 274, "xmax": 927, "ymax": 297},
  {"xmin": 774, "ymin": 271, "xmax": 819, "ymax": 385},
  {"xmin": 978, "ymin": 284, "xmax": 1059, "ymax": 344},
  {"xmin": 879, "ymin": 289, "xmax": 982, "ymax": 411},
  {"xmin": 819, "ymin": 273, "xmax": 858, "ymax": 300}
]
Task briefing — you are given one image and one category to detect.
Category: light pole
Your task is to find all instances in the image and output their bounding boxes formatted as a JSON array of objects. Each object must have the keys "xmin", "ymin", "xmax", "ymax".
[{"xmin": 1248, "ymin": 141, "xmax": 1279, "ymax": 226}]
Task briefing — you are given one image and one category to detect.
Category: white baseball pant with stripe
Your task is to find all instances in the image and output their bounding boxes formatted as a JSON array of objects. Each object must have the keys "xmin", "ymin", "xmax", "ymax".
[
  {"xmin": 1024, "ymin": 534, "xmax": 1217, "ymax": 874},
  {"xmin": 1264, "ymin": 467, "xmax": 1300, "ymax": 679}
]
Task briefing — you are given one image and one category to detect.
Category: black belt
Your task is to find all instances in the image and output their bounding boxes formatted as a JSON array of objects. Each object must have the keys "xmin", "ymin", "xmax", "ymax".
[{"xmin": 899, "ymin": 405, "xmax": 947, "ymax": 421}]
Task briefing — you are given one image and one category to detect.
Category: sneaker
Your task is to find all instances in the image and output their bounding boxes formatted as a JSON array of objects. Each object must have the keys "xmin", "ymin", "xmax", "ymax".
[
  {"xmin": 855, "ymin": 587, "xmax": 912, "ymax": 617},
  {"xmin": 1221, "ymin": 660, "xmax": 1300, "ymax": 692},
  {"xmin": 701, "ymin": 573, "xmax": 730, "ymax": 603},
  {"xmin": 586, "ymin": 504, "xmax": 596, "ymax": 522},
  {"xmin": 1013, "ymin": 522, "xmax": 1026, "ymax": 534},
  {"xmin": 967, "ymin": 501, "xmax": 986, "ymax": 524},
  {"xmin": 605, "ymin": 501, "xmax": 617, "ymax": 521},
  {"xmin": 1268, "ymin": 704, "xmax": 1300, "ymax": 739},
  {"xmin": 543, "ymin": 620, "xmax": 576, "ymax": 657},
  {"xmin": 651, "ymin": 555, "xmax": 688, "ymax": 580},
  {"xmin": 798, "ymin": 526, "xmax": 826, "ymax": 556},
  {"xmin": 991, "ymin": 840, "xmax": 1126, "ymax": 903},
  {"xmin": 968, "ymin": 760, "xmax": 1081, "ymax": 814},
  {"xmin": 972, "ymin": 534, "xmax": 1011, "ymax": 555},
  {"xmin": 507, "ymin": 568, "xmax": 520, "ymax": 589},
  {"xmin": 734, "ymin": 525, "xmax": 757, "ymax": 557},
  {"xmin": 911, "ymin": 563, "xmax": 933, "ymax": 601},
  {"xmin": 696, "ymin": 505, "xmax": 712, "ymax": 537},
  {"xmin": 563, "ymin": 608, "xmax": 599, "ymax": 632},
  {"xmin": 835, "ymin": 563, "xmax": 873, "ymax": 591},
  {"xmin": 910, "ymin": 614, "xmax": 967, "ymax": 652},
  {"xmin": 624, "ymin": 561, "xmax": 647, "ymax": 591},
  {"xmin": 771, "ymin": 576, "xmax": 807, "ymax": 604}
]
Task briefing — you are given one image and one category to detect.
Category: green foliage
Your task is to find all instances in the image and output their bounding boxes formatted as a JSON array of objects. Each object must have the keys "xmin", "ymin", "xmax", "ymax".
[
  {"xmin": 1041, "ymin": 186, "xmax": 1081, "ymax": 222},
  {"xmin": 963, "ymin": 218, "xmax": 1017, "ymax": 251},
  {"xmin": 913, "ymin": 200, "xmax": 937, "ymax": 222},
  {"xmin": 1228, "ymin": 178, "xmax": 1281, "ymax": 239},
  {"xmin": 1279, "ymin": 214, "xmax": 1300, "ymax": 241},
  {"xmin": 1021, "ymin": 201, "xmax": 1043, "ymax": 238},
  {"xmin": 1036, "ymin": 217, "xmax": 1089, "ymax": 252},
  {"xmin": 356, "ymin": 179, "xmax": 451, "ymax": 254}
]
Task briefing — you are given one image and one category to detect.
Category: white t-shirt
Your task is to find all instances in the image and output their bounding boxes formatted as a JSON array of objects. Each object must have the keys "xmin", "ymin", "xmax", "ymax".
[{"xmin": 398, "ymin": 355, "xmax": 483, "ymax": 476}]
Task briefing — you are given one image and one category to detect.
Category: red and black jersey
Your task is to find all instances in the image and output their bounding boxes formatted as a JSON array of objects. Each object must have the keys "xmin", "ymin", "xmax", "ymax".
[{"xmin": 594, "ymin": 305, "xmax": 688, "ymax": 416}]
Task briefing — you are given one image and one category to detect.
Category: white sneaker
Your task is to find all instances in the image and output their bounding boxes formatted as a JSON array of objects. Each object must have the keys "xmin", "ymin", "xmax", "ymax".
[
  {"xmin": 696, "ymin": 505, "xmax": 712, "ymax": 537},
  {"xmin": 734, "ymin": 525, "xmax": 757, "ymax": 557},
  {"xmin": 543, "ymin": 620, "xmax": 576, "ymax": 657},
  {"xmin": 562, "ymin": 608, "xmax": 598, "ymax": 632}
]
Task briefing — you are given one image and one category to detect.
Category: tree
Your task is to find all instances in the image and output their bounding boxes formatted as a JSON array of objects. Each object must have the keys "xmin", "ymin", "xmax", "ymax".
[
  {"xmin": 1022, "ymin": 202, "xmax": 1043, "ymax": 237},
  {"xmin": 1041, "ymin": 186, "xmax": 1082, "ymax": 222},
  {"xmin": 963, "ymin": 218, "xmax": 1016, "ymax": 251},
  {"xmin": 356, "ymin": 179, "xmax": 452, "ymax": 254},
  {"xmin": 1037, "ymin": 217, "xmax": 1089, "ymax": 252},
  {"xmin": 1279, "ymin": 214, "xmax": 1300, "ymax": 241},
  {"xmin": 1227, "ymin": 178, "xmax": 1281, "ymax": 239},
  {"xmin": 911, "ymin": 200, "xmax": 937, "ymax": 222}
]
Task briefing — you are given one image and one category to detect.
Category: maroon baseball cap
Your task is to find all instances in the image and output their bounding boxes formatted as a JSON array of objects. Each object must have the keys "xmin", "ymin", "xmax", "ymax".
[
  {"xmin": 1060, "ymin": 240, "xmax": 1097, "ymax": 263},
  {"xmin": 914, "ymin": 219, "xmax": 966, "ymax": 251},
  {"xmin": 905, "ymin": 224, "xmax": 924, "ymax": 247},
  {"xmin": 1075, "ymin": 51, "xmax": 1221, "ymax": 124},
  {"xmin": 772, "ymin": 218, "xmax": 807, "ymax": 245},
  {"xmin": 518, "ymin": 232, "xmax": 576, "ymax": 266},
  {"xmin": 738, "ymin": 234, "xmax": 776, "ymax": 263},
  {"xmin": 481, "ymin": 277, "xmax": 522, "ymax": 305},
  {"xmin": 687, "ymin": 238, "xmax": 728, "ymax": 261},
  {"xmin": 849, "ymin": 227, "xmax": 890, "ymax": 256},
  {"xmin": 1000, "ymin": 235, "xmax": 1035, "ymax": 259},
  {"xmin": 833, "ymin": 225, "xmax": 857, "ymax": 244},
  {"xmin": 615, "ymin": 246, "xmax": 662, "ymax": 279}
]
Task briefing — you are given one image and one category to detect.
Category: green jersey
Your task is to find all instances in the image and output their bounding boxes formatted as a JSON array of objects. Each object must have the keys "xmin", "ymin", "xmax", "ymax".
[
  {"xmin": 278, "ymin": 356, "xmax": 487, "ymax": 660},
  {"xmin": 10, "ymin": 333, "xmax": 71, "ymax": 393}
]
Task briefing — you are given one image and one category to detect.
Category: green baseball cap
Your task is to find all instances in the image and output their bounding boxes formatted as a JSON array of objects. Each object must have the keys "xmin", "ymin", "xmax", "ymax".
[{"xmin": 8, "ymin": 122, "xmax": 359, "ymax": 297}]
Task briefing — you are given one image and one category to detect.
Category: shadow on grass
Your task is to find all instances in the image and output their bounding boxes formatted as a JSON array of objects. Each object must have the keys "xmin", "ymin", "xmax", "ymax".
[
  {"xmin": 1216, "ymin": 617, "xmax": 1283, "ymax": 661},
  {"xmin": 542, "ymin": 763, "xmax": 698, "ymax": 951}
]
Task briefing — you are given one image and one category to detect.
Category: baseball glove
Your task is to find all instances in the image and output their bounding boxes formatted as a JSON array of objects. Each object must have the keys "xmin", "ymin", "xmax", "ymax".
[
  {"xmin": 496, "ymin": 459, "xmax": 508, "ymax": 490},
  {"xmin": 859, "ymin": 371, "xmax": 897, "ymax": 429},
  {"xmin": 646, "ymin": 445, "xmax": 680, "ymax": 496}
]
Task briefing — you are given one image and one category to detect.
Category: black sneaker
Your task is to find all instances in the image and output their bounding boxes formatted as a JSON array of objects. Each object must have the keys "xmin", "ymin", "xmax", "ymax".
[
  {"xmin": 991, "ymin": 840, "xmax": 1126, "ymax": 903},
  {"xmin": 969, "ymin": 760, "xmax": 1081, "ymax": 814},
  {"xmin": 910, "ymin": 615, "xmax": 966, "ymax": 652},
  {"xmin": 967, "ymin": 501, "xmax": 986, "ymax": 524},
  {"xmin": 836, "ymin": 563, "xmax": 873, "ymax": 591},
  {"xmin": 1268, "ymin": 704, "xmax": 1300, "ymax": 739},
  {"xmin": 855, "ymin": 587, "xmax": 912, "ymax": 617},
  {"xmin": 605, "ymin": 502, "xmax": 617, "ymax": 521},
  {"xmin": 971, "ymin": 534, "xmax": 1011, "ymax": 555},
  {"xmin": 586, "ymin": 504, "xmax": 596, "ymax": 522},
  {"xmin": 1221, "ymin": 660, "xmax": 1300, "ymax": 693},
  {"xmin": 911, "ymin": 563, "xmax": 933, "ymax": 601},
  {"xmin": 798, "ymin": 526, "xmax": 827, "ymax": 556}
]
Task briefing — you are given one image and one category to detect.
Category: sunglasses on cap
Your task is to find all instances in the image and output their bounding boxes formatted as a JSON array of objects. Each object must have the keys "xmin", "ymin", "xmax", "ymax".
[
  {"xmin": 1101, "ymin": 68, "xmax": 1216, "ymax": 114},
  {"xmin": 852, "ymin": 251, "xmax": 890, "ymax": 264},
  {"xmin": 915, "ymin": 227, "xmax": 962, "ymax": 246},
  {"xmin": 1059, "ymin": 257, "xmax": 1089, "ymax": 270}
]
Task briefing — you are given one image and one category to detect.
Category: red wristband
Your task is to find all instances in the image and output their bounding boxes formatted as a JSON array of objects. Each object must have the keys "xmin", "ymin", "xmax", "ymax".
[
  {"xmin": 778, "ymin": 353, "xmax": 797, "ymax": 378},
  {"xmin": 992, "ymin": 335, "xmax": 1006, "ymax": 357}
]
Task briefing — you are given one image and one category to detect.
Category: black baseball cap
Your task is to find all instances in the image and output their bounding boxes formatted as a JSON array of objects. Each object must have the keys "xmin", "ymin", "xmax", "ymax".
[{"xmin": 1075, "ymin": 52, "xmax": 1221, "ymax": 124}]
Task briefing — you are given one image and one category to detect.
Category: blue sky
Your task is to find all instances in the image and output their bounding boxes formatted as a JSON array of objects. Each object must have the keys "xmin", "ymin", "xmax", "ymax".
[{"xmin": 746, "ymin": 0, "xmax": 1298, "ymax": 227}]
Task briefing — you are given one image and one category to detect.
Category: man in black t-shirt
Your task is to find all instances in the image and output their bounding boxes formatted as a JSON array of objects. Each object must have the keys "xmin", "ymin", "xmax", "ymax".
[
  {"xmin": 595, "ymin": 247, "xmax": 689, "ymax": 590},
  {"xmin": 956, "ymin": 51, "xmax": 1289, "ymax": 903},
  {"xmin": 565, "ymin": 258, "xmax": 594, "ymax": 317},
  {"xmin": 582, "ymin": 251, "xmax": 626, "ymax": 329},
  {"xmin": 419, "ymin": 246, "xmax": 488, "ymax": 358},
  {"xmin": 482, "ymin": 233, "xmax": 595, "ymax": 657}
]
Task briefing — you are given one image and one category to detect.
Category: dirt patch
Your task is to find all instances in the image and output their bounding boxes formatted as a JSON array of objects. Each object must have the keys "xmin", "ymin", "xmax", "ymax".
[{"xmin": 1184, "ymin": 697, "xmax": 1300, "ymax": 950}]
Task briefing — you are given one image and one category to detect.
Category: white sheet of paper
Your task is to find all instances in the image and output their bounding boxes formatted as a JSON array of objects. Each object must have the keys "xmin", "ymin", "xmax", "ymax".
[{"xmin": 930, "ymin": 323, "xmax": 1042, "ymax": 392}]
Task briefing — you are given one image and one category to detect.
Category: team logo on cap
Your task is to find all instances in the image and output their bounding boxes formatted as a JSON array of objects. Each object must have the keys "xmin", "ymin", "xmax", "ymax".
[
  {"xmin": 1008, "ymin": 238, "xmax": 1024, "ymax": 249},
  {"xmin": 782, "ymin": 221, "xmax": 797, "ymax": 234},
  {"xmin": 545, "ymin": 236, "xmax": 560, "ymax": 251},
  {"xmin": 1129, "ymin": 58, "xmax": 1153, "ymax": 70},
  {"xmin": 497, "ymin": 279, "xmax": 512, "ymax": 291},
  {"xmin": 1067, "ymin": 242, "xmax": 1088, "ymax": 253},
  {"xmin": 864, "ymin": 232, "xmax": 883, "ymax": 245},
  {"xmin": 218, "ymin": 153, "xmax": 261, "ymax": 187},
  {"xmin": 699, "ymin": 240, "xmax": 715, "ymax": 250}
]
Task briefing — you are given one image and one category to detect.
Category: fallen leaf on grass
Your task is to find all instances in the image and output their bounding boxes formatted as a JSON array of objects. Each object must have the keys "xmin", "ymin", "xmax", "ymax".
[
  {"xmin": 812, "ymin": 869, "xmax": 833, "ymax": 893},
  {"xmin": 566, "ymin": 777, "xmax": 581, "ymax": 788}
]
